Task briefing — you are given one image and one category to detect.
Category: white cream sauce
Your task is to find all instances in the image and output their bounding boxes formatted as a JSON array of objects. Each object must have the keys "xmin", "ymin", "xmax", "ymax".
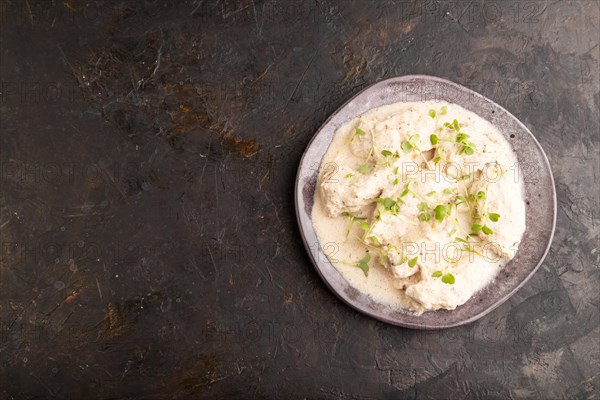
[{"xmin": 312, "ymin": 101, "xmax": 526, "ymax": 315}]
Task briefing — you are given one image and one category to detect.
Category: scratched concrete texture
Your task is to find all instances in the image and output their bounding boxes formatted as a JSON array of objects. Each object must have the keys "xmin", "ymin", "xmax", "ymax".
[{"xmin": 0, "ymin": 0, "xmax": 598, "ymax": 399}]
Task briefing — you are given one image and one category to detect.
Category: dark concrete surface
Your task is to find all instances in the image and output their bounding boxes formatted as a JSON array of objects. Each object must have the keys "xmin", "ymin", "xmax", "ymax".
[{"xmin": 0, "ymin": 1, "xmax": 598, "ymax": 399}]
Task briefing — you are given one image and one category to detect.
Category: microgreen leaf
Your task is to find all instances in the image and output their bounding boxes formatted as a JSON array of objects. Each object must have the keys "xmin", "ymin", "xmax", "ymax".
[
  {"xmin": 345, "ymin": 173, "xmax": 354, "ymax": 178},
  {"xmin": 432, "ymin": 271, "xmax": 443, "ymax": 278},
  {"xmin": 383, "ymin": 198, "xmax": 396, "ymax": 209},
  {"xmin": 471, "ymin": 224, "xmax": 483, "ymax": 232},
  {"xmin": 350, "ymin": 127, "xmax": 366, "ymax": 142},
  {"xmin": 488, "ymin": 213, "xmax": 500, "ymax": 222},
  {"xmin": 456, "ymin": 133, "xmax": 470, "ymax": 143},
  {"xmin": 426, "ymin": 191, "xmax": 436, "ymax": 197},
  {"xmin": 368, "ymin": 236, "xmax": 380, "ymax": 245},
  {"xmin": 381, "ymin": 150, "xmax": 393, "ymax": 157},
  {"xmin": 443, "ymin": 188, "xmax": 452, "ymax": 195},
  {"xmin": 455, "ymin": 237, "xmax": 468, "ymax": 243},
  {"xmin": 409, "ymin": 134, "xmax": 420, "ymax": 145},
  {"xmin": 400, "ymin": 189, "xmax": 410, "ymax": 198},
  {"xmin": 477, "ymin": 191, "xmax": 486, "ymax": 200},
  {"xmin": 408, "ymin": 257, "xmax": 418, "ymax": 268},
  {"xmin": 375, "ymin": 197, "xmax": 400, "ymax": 214},
  {"xmin": 453, "ymin": 119, "xmax": 460, "ymax": 131},
  {"xmin": 393, "ymin": 178, "xmax": 399, "ymax": 185},
  {"xmin": 401, "ymin": 141, "xmax": 413, "ymax": 153},
  {"xmin": 434, "ymin": 205, "xmax": 447, "ymax": 221},
  {"xmin": 417, "ymin": 202, "xmax": 428, "ymax": 211},
  {"xmin": 418, "ymin": 213, "xmax": 431, "ymax": 222},
  {"xmin": 482, "ymin": 225, "xmax": 493, "ymax": 235},
  {"xmin": 360, "ymin": 222, "xmax": 370, "ymax": 231},
  {"xmin": 441, "ymin": 273, "xmax": 455, "ymax": 284},
  {"xmin": 455, "ymin": 131, "xmax": 476, "ymax": 155},
  {"xmin": 358, "ymin": 163, "xmax": 369, "ymax": 174},
  {"xmin": 430, "ymin": 134, "xmax": 439, "ymax": 145},
  {"xmin": 355, "ymin": 252, "xmax": 370, "ymax": 277},
  {"xmin": 440, "ymin": 106, "xmax": 447, "ymax": 115},
  {"xmin": 428, "ymin": 109, "xmax": 436, "ymax": 119}
]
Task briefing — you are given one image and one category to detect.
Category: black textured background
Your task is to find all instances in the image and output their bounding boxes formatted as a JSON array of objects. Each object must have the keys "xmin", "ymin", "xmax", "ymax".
[{"xmin": 1, "ymin": 1, "xmax": 598, "ymax": 399}]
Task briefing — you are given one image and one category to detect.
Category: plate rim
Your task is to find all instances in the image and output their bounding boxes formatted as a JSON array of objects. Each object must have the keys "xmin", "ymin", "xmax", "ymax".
[{"xmin": 294, "ymin": 74, "xmax": 557, "ymax": 329}]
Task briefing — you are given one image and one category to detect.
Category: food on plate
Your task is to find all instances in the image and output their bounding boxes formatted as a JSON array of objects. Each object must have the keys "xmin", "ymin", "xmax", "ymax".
[{"xmin": 312, "ymin": 101, "xmax": 526, "ymax": 315}]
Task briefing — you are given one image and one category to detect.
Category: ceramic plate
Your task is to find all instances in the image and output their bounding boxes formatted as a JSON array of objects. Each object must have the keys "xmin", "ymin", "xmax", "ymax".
[{"xmin": 294, "ymin": 75, "xmax": 556, "ymax": 329}]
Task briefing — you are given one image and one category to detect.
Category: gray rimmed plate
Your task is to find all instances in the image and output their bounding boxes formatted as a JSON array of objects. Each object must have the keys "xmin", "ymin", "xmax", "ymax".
[{"xmin": 294, "ymin": 75, "xmax": 556, "ymax": 330}]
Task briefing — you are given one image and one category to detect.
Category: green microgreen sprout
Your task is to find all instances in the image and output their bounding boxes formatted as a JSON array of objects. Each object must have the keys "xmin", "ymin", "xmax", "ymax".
[
  {"xmin": 341, "ymin": 211, "xmax": 367, "ymax": 238},
  {"xmin": 408, "ymin": 257, "xmax": 418, "ymax": 268},
  {"xmin": 381, "ymin": 150, "xmax": 397, "ymax": 158},
  {"xmin": 355, "ymin": 127, "xmax": 377, "ymax": 174},
  {"xmin": 350, "ymin": 127, "xmax": 366, "ymax": 142},
  {"xmin": 428, "ymin": 105, "xmax": 447, "ymax": 129},
  {"xmin": 334, "ymin": 244, "xmax": 380, "ymax": 277},
  {"xmin": 431, "ymin": 271, "xmax": 455, "ymax": 284},
  {"xmin": 398, "ymin": 180, "xmax": 445, "ymax": 223},
  {"xmin": 442, "ymin": 119, "xmax": 476, "ymax": 155},
  {"xmin": 392, "ymin": 167, "xmax": 400, "ymax": 185},
  {"xmin": 338, "ymin": 252, "xmax": 371, "ymax": 277},
  {"xmin": 375, "ymin": 208, "xmax": 382, "ymax": 222},
  {"xmin": 368, "ymin": 236, "xmax": 380, "ymax": 246},
  {"xmin": 355, "ymin": 252, "xmax": 370, "ymax": 276},
  {"xmin": 401, "ymin": 134, "xmax": 421, "ymax": 154},
  {"xmin": 434, "ymin": 204, "xmax": 448, "ymax": 222},
  {"xmin": 468, "ymin": 186, "xmax": 501, "ymax": 235},
  {"xmin": 356, "ymin": 237, "xmax": 388, "ymax": 268},
  {"xmin": 417, "ymin": 202, "xmax": 431, "ymax": 221},
  {"xmin": 454, "ymin": 184, "xmax": 494, "ymax": 235},
  {"xmin": 380, "ymin": 149, "xmax": 400, "ymax": 168},
  {"xmin": 358, "ymin": 220, "xmax": 372, "ymax": 241},
  {"xmin": 402, "ymin": 133, "xmax": 434, "ymax": 169},
  {"xmin": 441, "ymin": 273, "xmax": 455, "ymax": 284},
  {"xmin": 481, "ymin": 225, "xmax": 494, "ymax": 235},
  {"xmin": 345, "ymin": 173, "xmax": 354, "ymax": 179},
  {"xmin": 374, "ymin": 197, "xmax": 401, "ymax": 215},
  {"xmin": 346, "ymin": 128, "xmax": 375, "ymax": 173}
]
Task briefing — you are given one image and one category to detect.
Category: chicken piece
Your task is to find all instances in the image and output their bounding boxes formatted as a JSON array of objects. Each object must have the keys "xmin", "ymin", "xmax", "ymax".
[
  {"xmin": 319, "ymin": 165, "xmax": 387, "ymax": 217},
  {"xmin": 469, "ymin": 163, "xmax": 526, "ymax": 259}
]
